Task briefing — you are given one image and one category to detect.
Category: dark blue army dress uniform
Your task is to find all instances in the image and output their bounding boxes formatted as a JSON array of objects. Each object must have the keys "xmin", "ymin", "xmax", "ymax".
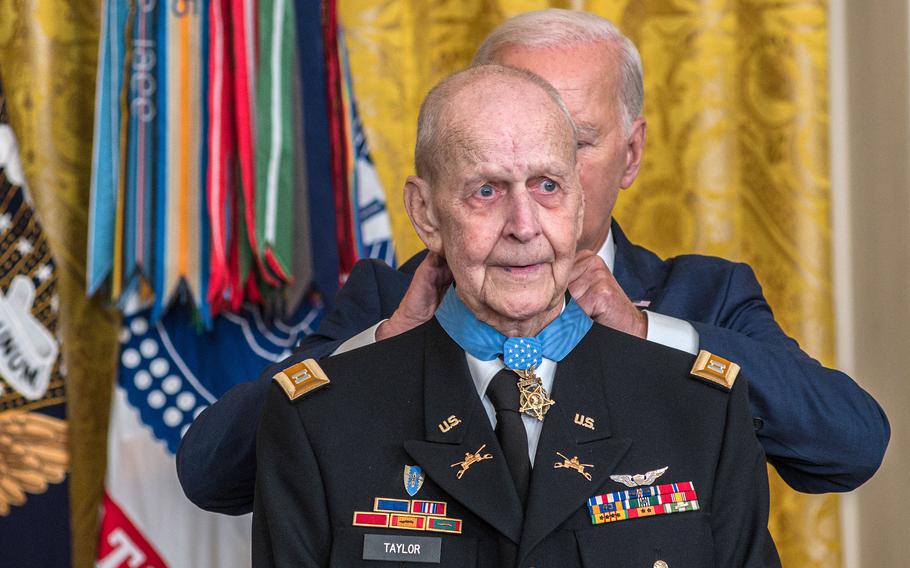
[
  {"xmin": 252, "ymin": 318, "xmax": 781, "ymax": 567},
  {"xmin": 179, "ymin": 223, "xmax": 889, "ymax": 518}
]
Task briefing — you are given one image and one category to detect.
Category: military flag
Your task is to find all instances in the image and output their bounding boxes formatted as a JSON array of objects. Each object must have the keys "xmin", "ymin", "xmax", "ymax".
[
  {"xmin": 91, "ymin": 0, "xmax": 397, "ymax": 564},
  {"xmin": 0, "ymin": 78, "xmax": 70, "ymax": 568},
  {"xmin": 97, "ymin": 298, "xmax": 322, "ymax": 567}
]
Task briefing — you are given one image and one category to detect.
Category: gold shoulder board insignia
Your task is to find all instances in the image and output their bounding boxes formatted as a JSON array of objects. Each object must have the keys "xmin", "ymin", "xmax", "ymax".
[
  {"xmin": 273, "ymin": 358, "xmax": 330, "ymax": 400},
  {"xmin": 690, "ymin": 350, "xmax": 739, "ymax": 390}
]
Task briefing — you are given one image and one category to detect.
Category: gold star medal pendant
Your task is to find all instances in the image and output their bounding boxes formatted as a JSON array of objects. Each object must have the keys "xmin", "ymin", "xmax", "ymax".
[{"xmin": 503, "ymin": 337, "xmax": 555, "ymax": 421}]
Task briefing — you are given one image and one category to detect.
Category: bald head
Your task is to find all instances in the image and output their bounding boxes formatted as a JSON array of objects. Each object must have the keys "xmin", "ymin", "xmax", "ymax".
[{"xmin": 414, "ymin": 64, "xmax": 576, "ymax": 185}]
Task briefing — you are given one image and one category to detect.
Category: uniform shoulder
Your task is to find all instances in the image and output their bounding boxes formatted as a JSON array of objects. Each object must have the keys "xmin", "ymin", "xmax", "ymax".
[
  {"xmin": 270, "ymin": 321, "xmax": 432, "ymax": 403},
  {"xmin": 584, "ymin": 324, "xmax": 738, "ymax": 394},
  {"xmin": 272, "ymin": 358, "xmax": 331, "ymax": 401},
  {"xmin": 323, "ymin": 319, "xmax": 429, "ymax": 368}
]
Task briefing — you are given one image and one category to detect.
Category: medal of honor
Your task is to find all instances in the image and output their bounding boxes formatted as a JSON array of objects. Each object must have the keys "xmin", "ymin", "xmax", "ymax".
[{"xmin": 513, "ymin": 367, "xmax": 554, "ymax": 421}]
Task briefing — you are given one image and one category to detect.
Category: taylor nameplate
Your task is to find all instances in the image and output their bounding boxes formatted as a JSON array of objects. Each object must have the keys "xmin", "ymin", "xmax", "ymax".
[{"xmin": 362, "ymin": 534, "xmax": 441, "ymax": 564}]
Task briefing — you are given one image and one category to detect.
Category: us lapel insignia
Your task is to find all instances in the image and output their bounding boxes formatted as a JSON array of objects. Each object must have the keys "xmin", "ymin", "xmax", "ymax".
[
  {"xmin": 437, "ymin": 415, "xmax": 461, "ymax": 434},
  {"xmin": 514, "ymin": 367, "xmax": 555, "ymax": 421},
  {"xmin": 403, "ymin": 465, "xmax": 425, "ymax": 497},
  {"xmin": 573, "ymin": 413, "xmax": 595, "ymax": 430},
  {"xmin": 553, "ymin": 451, "xmax": 593, "ymax": 481},
  {"xmin": 450, "ymin": 444, "xmax": 493, "ymax": 479},
  {"xmin": 610, "ymin": 466, "xmax": 668, "ymax": 488},
  {"xmin": 272, "ymin": 358, "xmax": 330, "ymax": 400}
]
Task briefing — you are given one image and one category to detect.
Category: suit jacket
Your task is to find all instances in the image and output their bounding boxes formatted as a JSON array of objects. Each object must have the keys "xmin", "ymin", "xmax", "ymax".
[
  {"xmin": 178, "ymin": 222, "xmax": 889, "ymax": 514},
  {"xmin": 252, "ymin": 320, "xmax": 780, "ymax": 567}
]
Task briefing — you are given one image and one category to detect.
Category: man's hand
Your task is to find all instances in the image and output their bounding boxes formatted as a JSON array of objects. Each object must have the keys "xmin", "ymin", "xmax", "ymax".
[
  {"xmin": 569, "ymin": 250, "xmax": 647, "ymax": 338},
  {"xmin": 376, "ymin": 252, "xmax": 453, "ymax": 340}
]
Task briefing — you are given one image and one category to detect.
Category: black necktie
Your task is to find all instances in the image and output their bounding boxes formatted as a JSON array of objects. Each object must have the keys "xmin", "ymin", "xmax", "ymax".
[{"xmin": 485, "ymin": 369, "xmax": 531, "ymax": 504}]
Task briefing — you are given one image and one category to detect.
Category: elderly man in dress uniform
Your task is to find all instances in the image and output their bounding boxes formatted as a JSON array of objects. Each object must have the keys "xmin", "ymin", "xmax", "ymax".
[
  {"xmin": 179, "ymin": 11, "xmax": 888, "ymax": 519},
  {"xmin": 251, "ymin": 64, "xmax": 780, "ymax": 568}
]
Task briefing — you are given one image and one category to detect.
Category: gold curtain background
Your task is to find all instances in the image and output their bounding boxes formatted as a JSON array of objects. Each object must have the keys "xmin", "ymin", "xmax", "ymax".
[
  {"xmin": 339, "ymin": 0, "xmax": 839, "ymax": 566},
  {"xmin": 0, "ymin": 2, "xmax": 119, "ymax": 567},
  {"xmin": 0, "ymin": 0, "xmax": 837, "ymax": 566}
]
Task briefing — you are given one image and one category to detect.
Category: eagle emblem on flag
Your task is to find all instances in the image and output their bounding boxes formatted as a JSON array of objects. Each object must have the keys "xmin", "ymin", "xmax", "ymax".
[{"xmin": 0, "ymin": 412, "xmax": 67, "ymax": 516}]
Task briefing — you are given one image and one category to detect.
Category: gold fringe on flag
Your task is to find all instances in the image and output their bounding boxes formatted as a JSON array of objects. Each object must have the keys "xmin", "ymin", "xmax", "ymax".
[{"xmin": 0, "ymin": 2, "xmax": 121, "ymax": 566}]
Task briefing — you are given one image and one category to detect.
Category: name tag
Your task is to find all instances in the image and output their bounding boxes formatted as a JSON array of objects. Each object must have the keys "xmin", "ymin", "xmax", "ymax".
[{"xmin": 362, "ymin": 534, "xmax": 441, "ymax": 564}]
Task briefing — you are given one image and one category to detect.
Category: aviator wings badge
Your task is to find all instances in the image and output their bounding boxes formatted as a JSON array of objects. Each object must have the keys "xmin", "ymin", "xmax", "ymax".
[
  {"xmin": 610, "ymin": 466, "xmax": 669, "ymax": 488},
  {"xmin": 403, "ymin": 465, "xmax": 425, "ymax": 497}
]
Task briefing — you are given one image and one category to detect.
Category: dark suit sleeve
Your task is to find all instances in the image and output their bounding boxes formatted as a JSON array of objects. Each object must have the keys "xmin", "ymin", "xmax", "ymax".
[
  {"xmin": 252, "ymin": 383, "xmax": 330, "ymax": 567},
  {"xmin": 177, "ymin": 259, "xmax": 410, "ymax": 514},
  {"xmin": 296, "ymin": 259, "xmax": 413, "ymax": 357},
  {"xmin": 688, "ymin": 263, "xmax": 889, "ymax": 493},
  {"xmin": 710, "ymin": 377, "xmax": 781, "ymax": 567},
  {"xmin": 177, "ymin": 376, "xmax": 269, "ymax": 514}
]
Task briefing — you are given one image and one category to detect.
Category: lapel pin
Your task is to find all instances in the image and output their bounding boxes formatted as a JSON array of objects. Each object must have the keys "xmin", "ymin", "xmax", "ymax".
[
  {"xmin": 403, "ymin": 465, "xmax": 425, "ymax": 497},
  {"xmin": 437, "ymin": 414, "xmax": 462, "ymax": 433},
  {"xmin": 554, "ymin": 451, "xmax": 593, "ymax": 481},
  {"xmin": 450, "ymin": 444, "xmax": 493, "ymax": 479},
  {"xmin": 610, "ymin": 466, "xmax": 668, "ymax": 488},
  {"xmin": 573, "ymin": 413, "xmax": 595, "ymax": 430}
]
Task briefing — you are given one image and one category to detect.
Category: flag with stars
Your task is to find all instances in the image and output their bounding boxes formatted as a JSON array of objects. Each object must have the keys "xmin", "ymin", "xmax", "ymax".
[
  {"xmin": 0, "ymin": 80, "xmax": 71, "ymax": 567},
  {"xmin": 97, "ymin": 298, "xmax": 322, "ymax": 567}
]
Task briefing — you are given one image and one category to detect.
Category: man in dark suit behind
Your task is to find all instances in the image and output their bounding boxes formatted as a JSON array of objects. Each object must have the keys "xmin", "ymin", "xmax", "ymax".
[
  {"xmin": 177, "ymin": 9, "xmax": 889, "ymax": 515},
  {"xmin": 253, "ymin": 63, "xmax": 779, "ymax": 567}
]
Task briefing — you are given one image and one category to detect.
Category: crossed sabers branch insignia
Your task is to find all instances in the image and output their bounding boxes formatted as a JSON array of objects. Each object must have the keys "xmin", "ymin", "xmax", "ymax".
[
  {"xmin": 450, "ymin": 444, "xmax": 493, "ymax": 479},
  {"xmin": 553, "ymin": 452, "xmax": 593, "ymax": 481}
]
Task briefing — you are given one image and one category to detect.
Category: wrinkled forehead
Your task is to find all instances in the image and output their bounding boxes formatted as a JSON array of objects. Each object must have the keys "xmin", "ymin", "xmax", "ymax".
[
  {"xmin": 441, "ymin": 85, "xmax": 576, "ymax": 175},
  {"xmin": 446, "ymin": 130, "xmax": 576, "ymax": 182},
  {"xmin": 447, "ymin": 76, "xmax": 572, "ymax": 131}
]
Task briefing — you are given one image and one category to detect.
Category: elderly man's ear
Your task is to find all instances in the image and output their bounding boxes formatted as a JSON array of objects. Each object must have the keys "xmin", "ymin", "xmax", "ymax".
[{"xmin": 404, "ymin": 176, "xmax": 444, "ymax": 254}]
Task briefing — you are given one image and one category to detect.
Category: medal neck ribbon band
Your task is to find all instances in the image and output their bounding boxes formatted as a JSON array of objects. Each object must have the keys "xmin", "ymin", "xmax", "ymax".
[{"xmin": 435, "ymin": 285, "xmax": 592, "ymax": 370}]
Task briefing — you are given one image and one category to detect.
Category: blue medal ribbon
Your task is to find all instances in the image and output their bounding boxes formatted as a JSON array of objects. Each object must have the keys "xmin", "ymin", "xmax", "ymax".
[{"xmin": 435, "ymin": 285, "xmax": 593, "ymax": 370}]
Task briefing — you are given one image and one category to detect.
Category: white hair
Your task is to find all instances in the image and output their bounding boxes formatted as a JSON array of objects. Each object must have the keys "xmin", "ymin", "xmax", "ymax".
[
  {"xmin": 414, "ymin": 64, "xmax": 576, "ymax": 183},
  {"xmin": 473, "ymin": 9, "xmax": 644, "ymax": 131}
]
